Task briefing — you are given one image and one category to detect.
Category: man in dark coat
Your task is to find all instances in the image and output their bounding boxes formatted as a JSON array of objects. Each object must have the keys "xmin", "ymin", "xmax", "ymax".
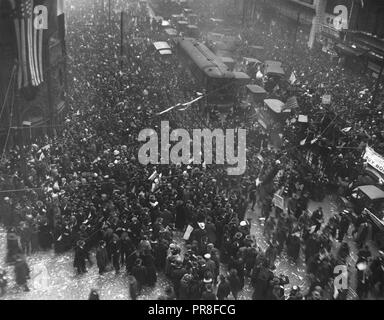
[
  {"xmin": 74, "ymin": 240, "xmax": 89, "ymax": 274},
  {"xmin": 131, "ymin": 258, "xmax": 147, "ymax": 291},
  {"xmin": 14, "ymin": 255, "xmax": 30, "ymax": 292},
  {"xmin": 110, "ymin": 234, "xmax": 121, "ymax": 273},
  {"xmin": 217, "ymin": 274, "xmax": 230, "ymax": 300},
  {"xmin": 142, "ymin": 249, "xmax": 157, "ymax": 286},
  {"xmin": 170, "ymin": 258, "xmax": 187, "ymax": 299},
  {"xmin": 96, "ymin": 240, "xmax": 109, "ymax": 274}
]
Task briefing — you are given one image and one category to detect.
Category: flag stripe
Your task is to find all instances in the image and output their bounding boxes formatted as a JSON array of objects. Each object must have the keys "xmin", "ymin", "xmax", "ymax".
[
  {"xmin": 38, "ymin": 29, "xmax": 44, "ymax": 82},
  {"xmin": 13, "ymin": 19, "xmax": 23, "ymax": 89},
  {"xmin": 20, "ymin": 19, "xmax": 28, "ymax": 88},
  {"xmin": 33, "ymin": 17, "xmax": 41, "ymax": 84},
  {"xmin": 27, "ymin": 16, "xmax": 37, "ymax": 86}
]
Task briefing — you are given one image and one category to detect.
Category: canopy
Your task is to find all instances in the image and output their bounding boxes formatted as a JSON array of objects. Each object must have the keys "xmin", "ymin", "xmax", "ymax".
[
  {"xmin": 353, "ymin": 185, "xmax": 384, "ymax": 200},
  {"xmin": 246, "ymin": 84, "xmax": 266, "ymax": 94},
  {"xmin": 153, "ymin": 41, "xmax": 171, "ymax": 51},
  {"xmin": 264, "ymin": 99, "xmax": 289, "ymax": 113},
  {"xmin": 164, "ymin": 28, "xmax": 178, "ymax": 36}
]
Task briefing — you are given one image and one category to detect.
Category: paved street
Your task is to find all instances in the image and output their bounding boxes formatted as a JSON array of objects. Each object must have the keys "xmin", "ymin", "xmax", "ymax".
[{"xmin": 0, "ymin": 197, "xmax": 336, "ymax": 300}]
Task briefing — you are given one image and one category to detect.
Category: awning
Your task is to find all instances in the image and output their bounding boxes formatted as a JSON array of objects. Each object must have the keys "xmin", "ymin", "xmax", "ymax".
[
  {"xmin": 353, "ymin": 185, "xmax": 384, "ymax": 200},
  {"xmin": 264, "ymin": 99, "xmax": 288, "ymax": 113},
  {"xmin": 336, "ymin": 43, "xmax": 366, "ymax": 57},
  {"xmin": 246, "ymin": 84, "xmax": 266, "ymax": 94}
]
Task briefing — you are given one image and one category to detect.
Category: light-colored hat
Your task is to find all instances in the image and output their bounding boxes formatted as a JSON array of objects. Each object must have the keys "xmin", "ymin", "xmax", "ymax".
[{"xmin": 204, "ymin": 253, "xmax": 211, "ymax": 260}]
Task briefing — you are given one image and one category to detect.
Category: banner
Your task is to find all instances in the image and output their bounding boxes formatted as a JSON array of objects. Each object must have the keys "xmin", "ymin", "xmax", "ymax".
[
  {"xmin": 183, "ymin": 225, "xmax": 194, "ymax": 240},
  {"xmin": 273, "ymin": 193, "xmax": 285, "ymax": 210},
  {"xmin": 363, "ymin": 146, "xmax": 384, "ymax": 175}
]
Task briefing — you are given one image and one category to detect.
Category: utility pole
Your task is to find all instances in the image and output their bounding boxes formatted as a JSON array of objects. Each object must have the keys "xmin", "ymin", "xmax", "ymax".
[
  {"xmin": 293, "ymin": 11, "xmax": 301, "ymax": 49},
  {"xmin": 109, "ymin": 0, "xmax": 111, "ymax": 25},
  {"xmin": 120, "ymin": 11, "xmax": 124, "ymax": 70}
]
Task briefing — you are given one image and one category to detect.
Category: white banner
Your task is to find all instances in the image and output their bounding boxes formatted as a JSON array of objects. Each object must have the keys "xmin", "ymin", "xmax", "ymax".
[{"xmin": 363, "ymin": 146, "xmax": 384, "ymax": 175}]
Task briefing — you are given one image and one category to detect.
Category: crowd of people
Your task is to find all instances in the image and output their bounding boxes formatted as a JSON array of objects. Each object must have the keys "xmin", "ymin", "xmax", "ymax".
[{"xmin": 0, "ymin": 0, "xmax": 384, "ymax": 300}]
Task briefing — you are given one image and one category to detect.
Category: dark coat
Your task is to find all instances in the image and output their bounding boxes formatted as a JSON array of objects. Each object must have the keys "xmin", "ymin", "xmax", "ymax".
[
  {"xmin": 217, "ymin": 280, "xmax": 231, "ymax": 300},
  {"xmin": 96, "ymin": 246, "xmax": 109, "ymax": 270},
  {"xmin": 142, "ymin": 253, "xmax": 157, "ymax": 286},
  {"xmin": 201, "ymin": 291, "xmax": 216, "ymax": 300},
  {"xmin": 132, "ymin": 265, "xmax": 147, "ymax": 286},
  {"xmin": 14, "ymin": 260, "xmax": 30, "ymax": 286}
]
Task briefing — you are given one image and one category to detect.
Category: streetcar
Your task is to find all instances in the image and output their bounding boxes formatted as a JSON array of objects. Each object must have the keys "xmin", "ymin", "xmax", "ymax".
[{"xmin": 176, "ymin": 37, "xmax": 249, "ymax": 108}]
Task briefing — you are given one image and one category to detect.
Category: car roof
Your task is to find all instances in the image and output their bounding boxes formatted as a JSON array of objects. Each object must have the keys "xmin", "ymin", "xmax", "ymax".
[{"xmin": 354, "ymin": 185, "xmax": 384, "ymax": 200}]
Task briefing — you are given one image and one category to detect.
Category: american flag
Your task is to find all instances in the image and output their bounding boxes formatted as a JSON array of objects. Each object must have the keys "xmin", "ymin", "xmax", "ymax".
[
  {"xmin": 283, "ymin": 96, "xmax": 299, "ymax": 111},
  {"xmin": 10, "ymin": 0, "xmax": 44, "ymax": 89}
]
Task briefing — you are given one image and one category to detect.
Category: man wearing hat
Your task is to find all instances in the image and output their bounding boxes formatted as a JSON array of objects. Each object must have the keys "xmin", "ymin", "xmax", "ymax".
[
  {"xmin": 96, "ymin": 240, "xmax": 109, "ymax": 275},
  {"xmin": 203, "ymin": 253, "xmax": 216, "ymax": 276}
]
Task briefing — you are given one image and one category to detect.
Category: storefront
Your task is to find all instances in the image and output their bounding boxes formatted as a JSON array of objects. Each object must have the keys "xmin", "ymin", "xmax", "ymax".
[
  {"xmin": 344, "ymin": 31, "xmax": 384, "ymax": 80},
  {"xmin": 267, "ymin": 0, "xmax": 315, "ymax": 44}
]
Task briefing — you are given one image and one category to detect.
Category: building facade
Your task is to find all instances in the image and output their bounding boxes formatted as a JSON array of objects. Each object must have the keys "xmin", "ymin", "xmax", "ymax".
[
  {"xmin": 0, "ymin": 0, "xmax": 66, "ymax": 149},
  {"xmin": 238, "ymin": 0, "xmax": 384, "ymax": 78}
]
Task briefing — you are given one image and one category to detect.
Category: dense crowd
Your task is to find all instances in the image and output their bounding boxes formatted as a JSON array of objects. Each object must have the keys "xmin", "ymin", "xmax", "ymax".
[{"xmin": 0, "ymin": 0, "xmax": 384, "ymax": 300}]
